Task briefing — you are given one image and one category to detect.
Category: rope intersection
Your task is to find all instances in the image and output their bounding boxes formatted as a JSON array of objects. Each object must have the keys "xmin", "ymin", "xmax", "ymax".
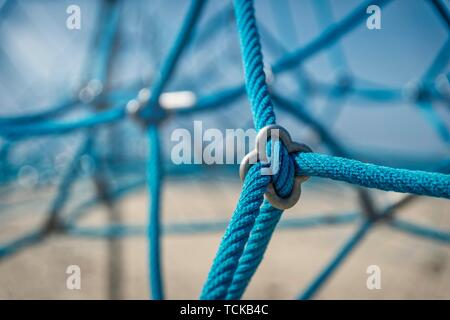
[{"xmin": 0, "ymin": 0, "xmax": 449, "ymax": 300}]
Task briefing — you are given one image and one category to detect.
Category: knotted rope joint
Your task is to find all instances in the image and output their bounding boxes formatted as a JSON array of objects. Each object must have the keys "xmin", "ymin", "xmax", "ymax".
[
  {"xmin": 240, "ymin": 124, "xmax": 313, "ymax": 209},
  {"xmin": 126, "ymin": 88, "xmax": 168, "ymax": 127}
]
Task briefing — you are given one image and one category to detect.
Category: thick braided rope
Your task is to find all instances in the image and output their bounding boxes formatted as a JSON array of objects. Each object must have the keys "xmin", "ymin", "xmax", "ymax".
[
  {"xmin": 201, "ymin": 0, "xmax": 294, "ymax": 299},
  {"xmin": 295, "ymin": 153, "xmax": 450, "ymax": 199},
  {"xmin": 201, "ymin": 146, "xmax": 297, "ymax": 300},
  {"xmin": 226, "ymin": 202, "xmax": 282, "ymax": 299},
  {"xmin": 1, "ymin": 0, "xmax": 449, "ymax": 300},
  {"xmin": 234, "ymin": 0, "xmax": 275, "ymax": 131},
  {"xmin": 200, "ymin": 163, "xmax": 269, "ymax": 299},
  {"xmin": 202, "ymin": 0, "xmax": 450, "ymax": 301},
  {"xmin": 225, "ymin": 142, "xmax": 294, "ymax": 299}
]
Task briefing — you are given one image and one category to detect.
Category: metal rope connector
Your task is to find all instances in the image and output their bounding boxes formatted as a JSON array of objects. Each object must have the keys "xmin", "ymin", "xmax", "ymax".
[
  {"xmin": 127, "ymin": 88, "xmax": 197, "ymax": 126},
  {"xmin": 240, "ymin": 124, "xmax": 312, "ymax": 210}
]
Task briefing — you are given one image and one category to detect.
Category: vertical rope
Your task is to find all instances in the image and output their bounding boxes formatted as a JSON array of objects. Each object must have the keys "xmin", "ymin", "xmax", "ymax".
[
  {"xmin": 225, "ymin": 201, "xmax": 282, "ymax": 299},
  {"xmin": 202, "ymin": 0, "xmax": 293, "ymax": 300},
  {"xmin": 200, "ymin": 163, "xmax": 269, "ymax": 299},
  {"xmin": 143, "ymin": 0, "xmax": 207, "ymax": 300},
  {"xmin": 233, "ymin": 0, "xmax": 276, "ymax": 131},
  {"xmin": 147, "ymin": 125, "xmax": 164, "ymax": 300}
]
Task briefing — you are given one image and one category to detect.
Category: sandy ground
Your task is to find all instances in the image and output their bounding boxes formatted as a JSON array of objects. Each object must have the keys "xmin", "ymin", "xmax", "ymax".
[{"xmin": 0, "ymin": 176, "xmax": 449, "ymax": 299}]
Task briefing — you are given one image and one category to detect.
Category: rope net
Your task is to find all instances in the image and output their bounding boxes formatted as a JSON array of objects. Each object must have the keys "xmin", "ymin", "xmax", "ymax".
[{"xmin": 0, "ymin": 0, "xmax": 449, "ymax": 299}]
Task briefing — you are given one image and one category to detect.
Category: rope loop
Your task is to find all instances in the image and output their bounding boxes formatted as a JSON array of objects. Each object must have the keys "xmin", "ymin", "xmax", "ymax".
[{"xmin": 240, "ymin": 124, "xmax": 312, "ymax": 209}]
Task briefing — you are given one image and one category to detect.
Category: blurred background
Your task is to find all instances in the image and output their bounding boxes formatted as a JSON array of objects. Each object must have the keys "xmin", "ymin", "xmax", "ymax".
[{"xmin": 0, "ymin": 0, "xmax": 449, "ymax": 299}]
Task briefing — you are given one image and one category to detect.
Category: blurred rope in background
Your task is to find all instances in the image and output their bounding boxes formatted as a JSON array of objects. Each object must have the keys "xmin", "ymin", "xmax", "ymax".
[{"xmin": 0, "ymin": 0, "xmax": 449, "ymax": 299}]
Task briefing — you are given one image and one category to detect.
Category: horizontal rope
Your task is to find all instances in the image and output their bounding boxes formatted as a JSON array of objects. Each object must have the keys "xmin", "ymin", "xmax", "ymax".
[
  {"xmin": 0, "ymin": 98, "xmax": 79, "ymax": 125},
  {"xmin": 64, "ymin": 212, "xmax": 358, "ymax": 238},
  {"xmin": 0, "ymin": 87, "xmax": 136, "ymax": 126},
  {"xmin": 295, "ymin": 152, "xmax": 450, "ymax": 199},
  {"xmin": 0, "ymin": 104, "xmax": 126, "ymax": 139}
]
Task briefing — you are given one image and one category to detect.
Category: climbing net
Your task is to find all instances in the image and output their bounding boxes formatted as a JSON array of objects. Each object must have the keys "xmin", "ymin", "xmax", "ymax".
[{"xmin": 0, "ymin": 0, "xmax": 449, "ymax": 299}]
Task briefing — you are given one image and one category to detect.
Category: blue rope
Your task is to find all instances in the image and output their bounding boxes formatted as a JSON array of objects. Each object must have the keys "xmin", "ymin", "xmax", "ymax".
[
  {"xmin": 272, "ymin": 92, "xmax": 348, "ymax": 157},
  {"xmin": 223, "ymin": 141, "xmax": 296, "ymax": 299},
  {"xmin": 297, "ymin": 193, "xmax": 428, "ymax": 299},
  {"xmin": 142, "ymin": 0, "xmax": 207, "ymax": 300},
  {"xmin": 138, "ymin": 0, "xmax": 207, "ymax": 123},
  {"xmin": 390, "ymin": 218, "xmax": 450, "ymax": 244},
  {"xmin": 233, "ymin": 0, "xmax": 275, "ymax": 131},
  {"xmin": 0, "ymin": 103, "xmax": 126, "ymax": 140},
  {"xmin": 65, "ymin": 212, "xmax": 359, "ymax": 239},
  {"xmin": 0, "ymin": 98, "xmax": 79, "ymax": 126},
  {"xmin": 0, "ymin": 83, "xmax": 137, "ymax": 127},
  {"xmin": 311, "ymin": 0, "xmax": 348, "ymax": 70},
  {"xmin": 298, "ymin": 220, "xmax": 372, "ymax": 300},
  {"xmin": 272, "ymin": 0, "xmax": 393, "ymax": 74},
  {"xmin": 201, "ymin": 0, "xmax": 450, "ymax": 301},
  {"xmin": 91, "ymin": 0, "xmax": 122, "ymax": 82},
  {"xmin": 147, "ymin": 126, "xmax": 164, "ymax": 300},
  {"xmin": 202, "ymin": 0, "xmax": 292, "ymax": 299},
  {"xmin": 1, "ymin": 0, "xmax": 449, "ymax": 301},
  {"xmin": 295, "ymin": 152, "xmax": 450, "ymax": 199},
  {"xmin": 201, "ymin": 163, "xmax": 269, "ymax": 299},
  {"xmin": 0, "ymin": 230, "xmax": 45, "ymax": 259},
  {"xmin": 225, "ymin": 200, "xmax": 282, "ymax": 299}
]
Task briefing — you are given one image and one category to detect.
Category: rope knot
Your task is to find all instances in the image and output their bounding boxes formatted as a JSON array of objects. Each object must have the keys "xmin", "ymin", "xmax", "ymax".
[
  {"xmin": 267, "ymin": 139, "xmax": 295, "ymax": 198},
  {"xmin": 240, "ymin": 124, "xmax": 312, "ymax": 209}
]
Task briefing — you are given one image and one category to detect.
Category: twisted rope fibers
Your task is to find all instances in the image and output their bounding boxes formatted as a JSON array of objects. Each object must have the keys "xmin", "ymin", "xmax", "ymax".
[
  {"xmin": 202, "ymin": 0, "xmax": 298, "ymax": 300},
  {"xmin": 0, "ymin": 0, "xmax": 448, "ymax": 301},
  {"xmin": 296, "ymin": 153, "xmax": 450, "ymax": 199},
  {"xmin": 200, "ymin": 0, "xmax": 450, "ymax": 300}
]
